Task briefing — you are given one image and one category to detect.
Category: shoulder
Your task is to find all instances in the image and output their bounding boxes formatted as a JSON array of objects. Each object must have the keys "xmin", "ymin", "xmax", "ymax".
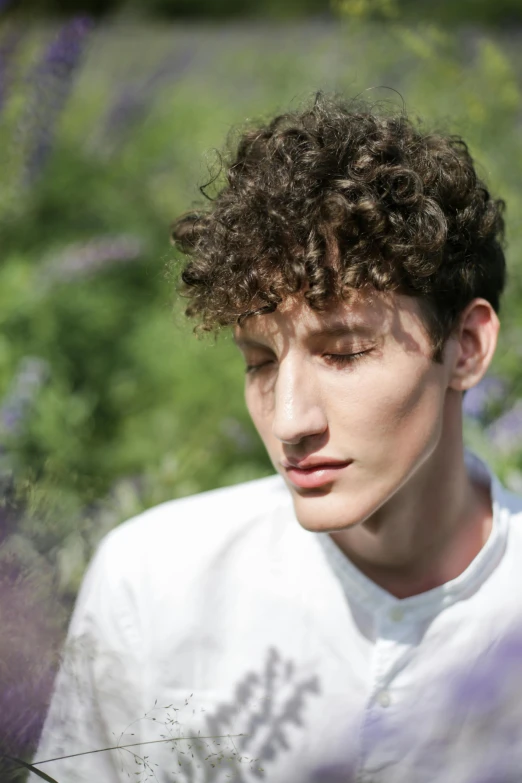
[
  {"xmin": 95, "ymin": 474, "xmax": 292, "ymax": 581},
  {"xmin": 110, "ymin": 472, "xmax": 289, "ymax": 541}
]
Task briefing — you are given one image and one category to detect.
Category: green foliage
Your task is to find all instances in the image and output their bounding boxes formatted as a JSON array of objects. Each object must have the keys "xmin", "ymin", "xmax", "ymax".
[
  {"xmin": 1, "ymin": 11, "xmax": 522, "ymax": 593},
  {"xmin": 3, "ymin": 12, "xmax": 522, "ymax": 771},
  {"xmin": 10, "ymin": 0, "xmax": 522, "ymax": 24},
  {"xmin": 398, "ymin": 0, "xmax": 522, "ymax": 26},
  {"xmin": 2, "ymin": 756, "xmax": 60, "ymax": 782},
  {"xmin": 11, "ymin": 0, "xmax": 329, "ymax": 20}
]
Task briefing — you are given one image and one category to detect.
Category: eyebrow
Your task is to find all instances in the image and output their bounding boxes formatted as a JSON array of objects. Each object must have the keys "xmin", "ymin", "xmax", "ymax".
[
  {"xmin": 307, "ymin": 322, "xmax": 375, "ymax": 340},
  {"xmin": 232, "ymin": 335, "xmax": 268, "ymax": 349},
  {"xmin": 233, "ymin": 321, "xmax": 375, "ymax": 348}
]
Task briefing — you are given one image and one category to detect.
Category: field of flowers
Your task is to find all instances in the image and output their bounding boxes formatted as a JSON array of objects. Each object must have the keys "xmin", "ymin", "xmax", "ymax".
[{"xmin": 2, "ymin": 6, "xmax": 522, "ymax": 778}]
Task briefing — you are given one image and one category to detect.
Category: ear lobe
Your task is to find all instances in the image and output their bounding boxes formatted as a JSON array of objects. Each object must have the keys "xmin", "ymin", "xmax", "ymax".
[{"xmin": 449, "ymin": 299, "xmax": 500, "ymax": 393}]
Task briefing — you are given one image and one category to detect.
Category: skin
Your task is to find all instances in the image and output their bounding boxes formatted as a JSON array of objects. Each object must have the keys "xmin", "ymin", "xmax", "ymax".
[{"xmin": 234, "ymin": 289, "xmax": 499, "ymax": 599}]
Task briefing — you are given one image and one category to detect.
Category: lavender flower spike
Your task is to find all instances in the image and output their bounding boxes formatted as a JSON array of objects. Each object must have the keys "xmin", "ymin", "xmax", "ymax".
[
  {"xmin": 463, "ymin": 376, "xmax": 506, "ymax": 421},
  {"xmin": 100, "ymin": 46, "xmax": 196, "ymax": 152},
  {"xmin": 486, "ymin": 400, "xmax": 522, "ymax": 455},
  {"xmin": 41, "ymin": 234, "xmax": 146, "ymax": 285},
  {"xmin": 21, "ymin": 15, "xmax": 94, "ymax": 185},
  {"xmin": 0, "ymin": 357, "xmax": 49, "ymax": 440}
]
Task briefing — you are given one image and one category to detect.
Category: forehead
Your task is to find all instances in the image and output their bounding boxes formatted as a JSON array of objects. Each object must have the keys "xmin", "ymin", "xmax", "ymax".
[{"xmin": 234, "ymin": 289, "xmax": 426, "ymax": 344}]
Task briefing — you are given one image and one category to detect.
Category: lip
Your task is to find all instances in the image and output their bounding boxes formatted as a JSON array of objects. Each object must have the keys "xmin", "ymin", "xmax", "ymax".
[{"xmin": 282, "ymin": 458, "xmax": 352, "ymax": 490}]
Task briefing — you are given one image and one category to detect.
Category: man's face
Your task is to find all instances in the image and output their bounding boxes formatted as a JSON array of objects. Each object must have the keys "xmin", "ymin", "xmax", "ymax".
[{"xmin": 234, "ymin": 289, "xmax": 457, "ymax": 532}]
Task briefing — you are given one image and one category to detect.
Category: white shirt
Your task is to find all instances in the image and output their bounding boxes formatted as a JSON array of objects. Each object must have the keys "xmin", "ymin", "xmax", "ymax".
[{"xmin": 31, "ymin": 451, "xmax": 522, "ymax": 783}]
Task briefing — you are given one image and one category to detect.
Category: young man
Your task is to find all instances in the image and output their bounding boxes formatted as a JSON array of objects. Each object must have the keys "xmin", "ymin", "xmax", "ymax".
[{"xmin": 32, "ymin": 94, "xmax": 522, "ymax": 783}]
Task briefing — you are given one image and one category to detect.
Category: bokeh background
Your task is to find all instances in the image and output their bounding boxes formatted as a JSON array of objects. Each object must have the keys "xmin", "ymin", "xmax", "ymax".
[{"xmin": 2, "ymin": 0, "xmax": 522, "ymax": 777}]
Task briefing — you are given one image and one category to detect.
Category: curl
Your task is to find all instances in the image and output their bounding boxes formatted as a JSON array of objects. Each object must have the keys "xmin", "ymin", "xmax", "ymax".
[{"xmin": 170, "ymin": 93, "xmax": 506, "ymax": 360}]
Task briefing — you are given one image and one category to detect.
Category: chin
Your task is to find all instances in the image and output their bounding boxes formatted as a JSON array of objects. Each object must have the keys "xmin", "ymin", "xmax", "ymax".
[{"xmin": 290, "ymin": 489, "xmax": 370, "ymax": 533}]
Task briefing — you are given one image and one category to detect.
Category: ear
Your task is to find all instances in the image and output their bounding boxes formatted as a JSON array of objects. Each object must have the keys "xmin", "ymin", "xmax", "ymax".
[{"xmin": 448, "ymin": 298, "xmax": 500, "ymax": 392}]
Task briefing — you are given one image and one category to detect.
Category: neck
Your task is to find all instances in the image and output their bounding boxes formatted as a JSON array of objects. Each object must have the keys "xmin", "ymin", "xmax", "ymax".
[{"xmin": 330, "ymin": 402, "xmax": 493, "ymax": 599}]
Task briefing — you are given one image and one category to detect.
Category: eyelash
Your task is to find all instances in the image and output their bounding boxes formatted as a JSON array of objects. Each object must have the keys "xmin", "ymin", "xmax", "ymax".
[
  {"xmin": 323, "ymin": 350, "xmax": 369, "ymax": 366},
  {"xmin": 245, "ymin": 362, "xmax": 272, "ymax": 375},
  {"xmin": 245, "ymin": 350, "xmax": 369, "ymax": 374}
]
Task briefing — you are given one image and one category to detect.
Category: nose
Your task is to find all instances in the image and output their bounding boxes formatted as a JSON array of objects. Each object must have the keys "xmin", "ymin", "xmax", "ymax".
[{"xmin": 272, "ymin": 356, "xmax": 327, "ymax": 445}]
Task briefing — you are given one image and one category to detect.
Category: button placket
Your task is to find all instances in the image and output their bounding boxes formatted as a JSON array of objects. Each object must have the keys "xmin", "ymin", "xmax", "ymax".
[{"xmin": 356, "ymin": 609, "xmax": 416, "ymax": 779}]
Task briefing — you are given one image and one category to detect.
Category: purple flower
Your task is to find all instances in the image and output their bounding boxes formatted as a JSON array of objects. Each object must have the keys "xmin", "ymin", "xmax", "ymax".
[
  {"xmin": 0, "ymin": 357, "xmax": 49, "ymax": 440},
  {"xmin": 447, "ymin": 631, "xmax": 522, "ymax": 717},
  {"xmin": 0, "ymin": 556, "xmax": 65, "ymax": 763},
  {"xmin": 486, "ymin": 400, "xmax": 522, "ymax": 455},
  {"xmin": 98, "ymin": 46, "xmax": 195, "ymax": 152},
  {"xmin": 463, "ymin": 376, "xmax": 506, "ymax": 421},
  {"xmin": 41, "ymin": 234, "xmax": 146, "ymax": 284},
  {"xmin": 21, "ymin": 16, "xmax": 94, "ymax": 184},
  {"xmin": 450, "ymin": 659, "xmax": 503, "ymax": 714}
]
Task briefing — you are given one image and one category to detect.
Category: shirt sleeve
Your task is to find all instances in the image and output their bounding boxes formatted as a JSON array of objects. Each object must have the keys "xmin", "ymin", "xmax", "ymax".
[{"xmin": 28, "ymin": 531, "xmax": 146, "ymax": 783}]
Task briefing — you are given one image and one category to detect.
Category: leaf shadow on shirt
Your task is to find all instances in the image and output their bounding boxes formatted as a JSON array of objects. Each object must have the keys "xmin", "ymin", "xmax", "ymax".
[{"xmin": 146, "ymin": 646, "xmax": 321, "ymax": 783}]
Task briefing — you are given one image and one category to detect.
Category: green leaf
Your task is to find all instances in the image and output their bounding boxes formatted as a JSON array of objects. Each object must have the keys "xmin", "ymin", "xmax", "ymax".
[{"xmin": 1, "ymin": 755, "xmax": 61, "ymax": 783}]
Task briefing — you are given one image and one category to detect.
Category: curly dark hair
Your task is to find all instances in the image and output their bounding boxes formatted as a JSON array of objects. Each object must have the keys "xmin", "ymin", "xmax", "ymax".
[{"xmin": 171, "ymin": 93, "xmax": 506, "ymax": 361}]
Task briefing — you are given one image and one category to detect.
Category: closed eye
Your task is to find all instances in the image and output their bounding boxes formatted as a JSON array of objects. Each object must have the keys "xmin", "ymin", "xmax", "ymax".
[
  {"xmin": 323, "ymin": 350, "xmax": 370, "ymax": 366},
  {"xmin": 245, "ymin": 360, "xmax": 275, "ymax": 375}
]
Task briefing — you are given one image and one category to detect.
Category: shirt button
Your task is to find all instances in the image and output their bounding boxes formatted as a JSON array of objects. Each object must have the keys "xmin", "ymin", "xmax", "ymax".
[
  {"xmin": 377, "ymin": 690, "xmax": 391, "ymax": 708},
  {"xmin": 389, "ymin": 606, "xmax": 404, "ymax": 622}
]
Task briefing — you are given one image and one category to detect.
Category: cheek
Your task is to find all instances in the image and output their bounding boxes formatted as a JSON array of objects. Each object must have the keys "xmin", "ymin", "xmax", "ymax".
[{"xmin": 331, "ymin": 358, "xmax": 446, "ymax": 451}]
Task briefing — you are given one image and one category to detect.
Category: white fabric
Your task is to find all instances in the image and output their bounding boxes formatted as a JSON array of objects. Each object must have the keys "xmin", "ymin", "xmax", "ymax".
[{"xmin": 31, "ymin": 451, "xmax": 522, "ymax": 783}]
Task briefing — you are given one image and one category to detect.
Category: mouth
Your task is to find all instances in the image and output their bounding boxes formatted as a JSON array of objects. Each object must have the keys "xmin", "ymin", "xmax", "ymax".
[{"xmin": 282, "ymin": 460, "xmax": 353, "ymax": 490}]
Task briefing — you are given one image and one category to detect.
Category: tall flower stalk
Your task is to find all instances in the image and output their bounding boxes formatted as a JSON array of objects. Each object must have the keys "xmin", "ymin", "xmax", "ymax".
[{"xmin": 20, "ymin": 16, "xmax": 94, "ymax": 186}]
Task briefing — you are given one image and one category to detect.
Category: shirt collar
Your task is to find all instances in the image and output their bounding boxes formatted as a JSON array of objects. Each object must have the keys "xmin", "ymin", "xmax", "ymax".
[{"xmin": 316, "ymin": 450, "xmax": 510, "ymax": 621}]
